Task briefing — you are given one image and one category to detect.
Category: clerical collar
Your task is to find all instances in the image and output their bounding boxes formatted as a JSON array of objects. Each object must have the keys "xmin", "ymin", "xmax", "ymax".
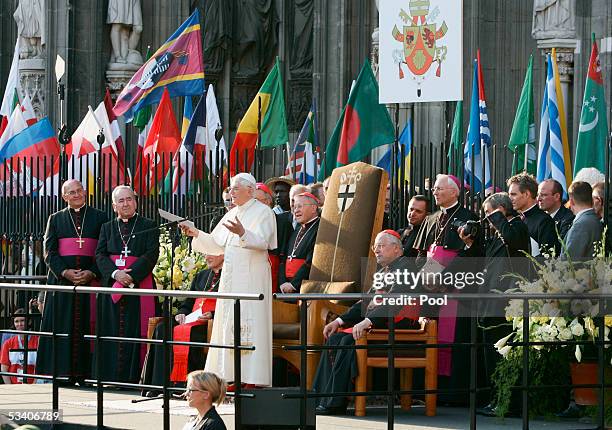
[
  {"xmin": 440, "ymin": 201, "xmax": 459, "ymax": 214},
  {"xmin": 521, "ymin": 203, "xmax": 538, "ymax": 215},
  {"xmin": 118, "ymin": 213, "xmax": 137, "ymax": 223},
  {"xmin": 70, "ymin": 204, "xmax": 86, "ymax": 213},
  {"xmin": 237, "ymin": 198, "xmax": 256, "ymax": 212},
  {"xmin": 300, "ymin": 216, "xmax": 319, "ymax": 229}
]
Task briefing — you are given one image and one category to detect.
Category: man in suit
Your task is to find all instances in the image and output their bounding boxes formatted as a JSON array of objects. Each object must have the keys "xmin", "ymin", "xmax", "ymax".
[
  {"xmin": 537, "ymin": 179, "xmax": 574, "ymax": 239},
  {"xmin": 467, "ymin": 193, "xmax": 530, "ymax": 415},
  {"xmin": 507, "ymin": 173, "xmax": 558, "ymax": 257},
  {"xmin": 562, "ymin": 181, "xmax": 603, "ymax": 261},
  {"xmin": 398, "ymin": 195, "xmax": 429, "ymax": 258},
  {"xmin": 312, "ymin": 230, "xmax": 419, "ymax": 415}
]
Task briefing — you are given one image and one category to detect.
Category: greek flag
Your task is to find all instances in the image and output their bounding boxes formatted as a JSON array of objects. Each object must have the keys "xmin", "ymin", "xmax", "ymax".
[
  {"xmin": 464, "ymin": 54, "xmax": 492, "ymax": 193},
  {"xmin": 537, "ymin": 52, "xmax": 572, "ymax": 196}
]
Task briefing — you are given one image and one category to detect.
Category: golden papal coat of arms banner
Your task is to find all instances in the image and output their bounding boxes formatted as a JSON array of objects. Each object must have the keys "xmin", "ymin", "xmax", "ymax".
[{"xmin": 379, "ymin": 0, "xmax": 463, "ymax": 103}]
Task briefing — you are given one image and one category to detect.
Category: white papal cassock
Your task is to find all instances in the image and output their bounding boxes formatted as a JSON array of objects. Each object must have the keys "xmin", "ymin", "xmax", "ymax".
[{"xmin": 192, "ymin": 198, "xmax": 277, "ymax": 386}]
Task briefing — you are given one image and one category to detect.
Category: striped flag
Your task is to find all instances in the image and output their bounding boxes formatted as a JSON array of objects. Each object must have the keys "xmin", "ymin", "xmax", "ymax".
[
  {"xmin": 285, "ymin": 101, "xmax": 319, "ymax": 184},
  {"xmin": 375, "ymin": 119, "xmax": 412, "ymax": 182},
  {"xmin": 229, "ymin": 58, "xmax": 288, "ymax": 175},
  {"xmin": 171, "ymin": 95, "xmax": 205, "ymax": 194},
  {"xmin": 537, "ymin": 51, "xmax": 572, "ymax": 196},
  {"xmin": 464, "ymin": 52, "xmax": 492, "ymax": 193},
  {"xmin": 112, "ymin": 10, "xmax": 205, "ymax": 121},
  {"xmin": 205, "ymin": 84, "xmax": 227, "ymax": 175}
]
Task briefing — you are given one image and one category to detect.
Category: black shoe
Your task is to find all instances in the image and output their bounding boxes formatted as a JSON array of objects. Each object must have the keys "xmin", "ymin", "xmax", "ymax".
[
  {"xmin": 476, "ymin": 403, "xmax": 520, "ymax": 418},
  {"xmin": 476, "ymin": 403, "xmax": 496, "ymax": 417},
  {"xmin": 555, "ymin": 401, "xmax": 583, "ymax": 419},
  {"xmin": 143, "ymin": 390, "xmax": 162, "ymax": 398},
  {"xmin": 315, "ymin": 405, "xmax": 347, "ymax": 416}
]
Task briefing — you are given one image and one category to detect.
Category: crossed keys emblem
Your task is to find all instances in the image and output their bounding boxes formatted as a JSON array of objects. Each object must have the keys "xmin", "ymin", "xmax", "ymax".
[{"xmin": 337, "ymin": 166, "xmax": 362, "ymax": 213}]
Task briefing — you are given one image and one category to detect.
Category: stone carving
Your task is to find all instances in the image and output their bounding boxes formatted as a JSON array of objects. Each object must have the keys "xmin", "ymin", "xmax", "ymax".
[
  {"xmin": 107, "ymin": 0, "xmax": 144, "ymax": 70},
  {"xmin": 201, "ymin": 0, "xmax": 231, "ymax": 75},
  {"xmin": 14, "ymin": 0, "xmax": 45, "ymax": 59},
  {"xmin": 532, "ymin": 0, "xmax": 576, "ymax": 40},
  {"xmin": 289, "ymin": 0, "xmax": 313, "ymax": 79},
  {"xmin": 19, "ymin": 70, "xmax": 45, "ymax": 119}
]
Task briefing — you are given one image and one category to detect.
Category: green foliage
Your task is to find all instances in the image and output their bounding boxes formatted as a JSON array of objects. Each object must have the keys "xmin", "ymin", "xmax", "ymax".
[{"xmin": 492, "ymin": 348, "xmax": 570, "ymax": 418}]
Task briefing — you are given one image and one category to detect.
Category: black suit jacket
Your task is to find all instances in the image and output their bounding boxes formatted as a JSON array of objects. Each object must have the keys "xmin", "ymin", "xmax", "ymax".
[
  {"xmin": 552, "ymin": 205, "xmax": 574, "ymax": 239},
  {"xmin": 339, "ymin": 256, "xmax": 418, "ymax": 329},
  {"xmin": 398, "ymin": 224, "xmax": 421, "ymax": 258},
  {"xmin": 522, "ymin": 205, "xmax": 559, "ymax": 255}
]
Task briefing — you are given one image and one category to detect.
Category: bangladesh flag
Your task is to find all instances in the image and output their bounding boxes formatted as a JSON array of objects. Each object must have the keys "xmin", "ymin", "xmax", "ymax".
[
  {"xmin": 447, "ymin": 100, "xmax": 463, "ymax": 177},
  {"xmin": 508, "ymin": 55, "xmax": 537, "ymax": 175},
  {"xmin": 574, "ymin": 36, "xmax": 608, "ymax": 175},
  {"xmin": 318, "ymin": 60, "xmax": 394, "ymax": 180},
  {"xmin": 229, "ymin": 58, "xmax": 288, "ymax": 175}
]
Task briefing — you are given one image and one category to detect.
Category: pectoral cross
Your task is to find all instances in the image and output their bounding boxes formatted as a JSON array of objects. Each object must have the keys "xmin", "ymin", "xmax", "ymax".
[
  {"xmin": 76, "ymin": 238, "xmax": 85, "ymax": 249},
  {"xmin": 121, "ymin": 245, "xmax": 131, "ymax": 259}
]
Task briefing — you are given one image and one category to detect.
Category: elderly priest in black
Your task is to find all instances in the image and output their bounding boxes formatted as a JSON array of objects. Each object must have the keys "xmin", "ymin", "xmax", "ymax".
[
  {"xmin": 278, "ymin": 192, "xmax": 320, "ymax": 293},
  {"xmin": 141, "ymin": 255, "xmax": 222, "ymax": 393},
  {"xmin": 94, "ymin": 185, "xmax": 159, "ymax": 382},
  {"xmin": 312, "ymin": 230, "xmax": 419, "ymax": 415},
  {"xmin": 37, "ymin": 179, "xmax": 108, "ymax": 382},
  {"xmin": 411, "ymin": 174, "xmax": 482, "ymax": 406}
]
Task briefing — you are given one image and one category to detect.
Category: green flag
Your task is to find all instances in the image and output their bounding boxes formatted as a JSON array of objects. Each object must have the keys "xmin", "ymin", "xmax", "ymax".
[
  {"xmin": 133, "ymin": 47, "xmax": 153, "ymax": 131},
  {"xmin": 574, "ymin": 37, "xmax": 608, "ymax": 175},
  {"xmin": 318, "ymin": 60, "xmax": 394, "ymax": 180},
  {"xmin": 447, "ymin": 101, "xmax": 463, "ymax": 176},
  {"xmin": 508, "ymin": 55, "xmax": 536, "ymax": 175}
]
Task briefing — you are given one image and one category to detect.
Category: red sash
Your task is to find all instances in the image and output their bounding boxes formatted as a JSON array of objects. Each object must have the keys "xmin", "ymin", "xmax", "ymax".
[
  {"xmin": 427, "ymin": 244, "xmax": 459, "ymax": 376},
  {"xmin": 169, "ymin": 298, "xmax": 216, "ymax": 382},
  {"xmin": 268, "ymin": 253, "xmax": 279, "ymax": 294},
  {"xmin": 110, "ymin": 255, "xmax": 156, "ymax": 366},
  {"xmin": 57, "ymin": 238, "xmax": 100, "ymax": 341},
  {"xmin": 285, "ymin": 257, "xmax": 306, "ymax": 280}
]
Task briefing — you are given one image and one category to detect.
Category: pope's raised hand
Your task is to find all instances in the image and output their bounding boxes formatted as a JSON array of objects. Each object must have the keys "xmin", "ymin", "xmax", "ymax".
[
  {"xmin": 179, "ymin": 220, "xmax": 199, "ymax": 237},
  {"xmin": 223, "ymin": 216, "xmax": 245, "ymax": 237}
]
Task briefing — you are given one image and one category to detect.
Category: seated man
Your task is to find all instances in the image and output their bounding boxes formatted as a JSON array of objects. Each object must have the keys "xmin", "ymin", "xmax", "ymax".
[
  {"xmin": 278, "ymin": 192, "xmax": 320, "ymax": 293},
  {"xmin": 1, "ymin": 308, "xmax": 39, "ymax": 384},
  {"xmin": 312, "ymin": 230, "xmax": 419, "ymax": 415},
  {"xmin": 140, "ymin": 254, "xmax": 223, "ymax": 394}
]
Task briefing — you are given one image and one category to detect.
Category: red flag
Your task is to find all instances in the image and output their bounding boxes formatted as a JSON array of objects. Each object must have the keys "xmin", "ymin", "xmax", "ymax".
[
  {"xmin": 104, "ymin": 89, "xmax": 126, "ymax": 165},
  {"xmin": 134, "ymin": 89, "xmax": 181, "ymax": 194}
]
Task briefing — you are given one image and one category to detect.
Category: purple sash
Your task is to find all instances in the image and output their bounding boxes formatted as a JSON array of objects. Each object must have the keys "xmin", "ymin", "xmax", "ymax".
[
  {"xmin": 58, "ymin": 237, "xmax": 100, "ymax": 342},
  {"xmin": 110, "ymin": 254, "xmax": 156, "ymax": 365},
  {"xmin": 427, "ymin": 244, "xmax": 459, "ymax": 376},
  {"xmin": 58, "ymin": 238, "xmax": 98, "ymax": 257}
]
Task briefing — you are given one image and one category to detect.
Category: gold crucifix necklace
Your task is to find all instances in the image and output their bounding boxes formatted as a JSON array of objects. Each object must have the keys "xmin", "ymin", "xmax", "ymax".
[{"xmin": 68, "ymin": 206, "xmax": 88, "ymax": 249}]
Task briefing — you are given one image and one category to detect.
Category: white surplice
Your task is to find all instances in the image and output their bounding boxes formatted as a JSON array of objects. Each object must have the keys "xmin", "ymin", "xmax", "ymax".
[{"xmin": 192, "ymin": 198, "xmax": 277, "ymax": 385}]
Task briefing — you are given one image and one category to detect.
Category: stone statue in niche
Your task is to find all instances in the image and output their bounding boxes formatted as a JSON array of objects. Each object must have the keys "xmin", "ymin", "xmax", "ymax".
[
  {"xmin": 14, "ymin": 0, "xmax": 45, "ymax": 59},
  {"xmin": 289, "ymin": 0, "xmax": 313, "ymax": 79},
  {"xmin": 107, "ymin": 0, "xmax": 144, "ymax": 70},
  {"xmin": 532, "ymin": 0, "xmax": 576, "ymax": 40}
]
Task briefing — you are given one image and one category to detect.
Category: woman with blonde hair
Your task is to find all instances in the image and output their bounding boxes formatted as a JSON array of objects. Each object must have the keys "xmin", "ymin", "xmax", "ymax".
[{"xmin": 182, "ymin": 370, "xmax": 227, "ymax": 430}]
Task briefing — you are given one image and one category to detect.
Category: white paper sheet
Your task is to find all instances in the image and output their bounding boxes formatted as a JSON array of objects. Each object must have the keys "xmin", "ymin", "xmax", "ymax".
[{"xmin": 184, "ymin": 308, "xmax": 202, "ymax": 324}]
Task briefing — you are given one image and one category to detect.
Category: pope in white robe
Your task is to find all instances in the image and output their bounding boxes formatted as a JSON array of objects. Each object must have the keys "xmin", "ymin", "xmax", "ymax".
[{"xmin": 181, "ymin": 173, "xmax": 277, "ymax": 386}]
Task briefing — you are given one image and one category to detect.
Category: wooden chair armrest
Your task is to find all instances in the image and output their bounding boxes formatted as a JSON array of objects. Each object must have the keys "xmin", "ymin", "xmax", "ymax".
[
  {"xmin": 273, "ymin": 300, "xmax": 300, "ymax": 324},
  {"xmin": 207, "ymin": 319, "xmax": 214, "ymax": 343},
  {"xmin": 306, "ymin": 300, "xmax": 350, "ymax": 345}
]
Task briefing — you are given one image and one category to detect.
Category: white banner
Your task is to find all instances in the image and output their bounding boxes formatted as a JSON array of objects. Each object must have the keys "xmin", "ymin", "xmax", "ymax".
[{"xmin": 379, "ymin": 0, "xmax": 463, "ymax": 103}]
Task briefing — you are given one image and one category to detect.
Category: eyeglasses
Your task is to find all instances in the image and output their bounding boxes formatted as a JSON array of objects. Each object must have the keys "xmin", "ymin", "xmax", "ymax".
[
  {"xmin": 185, "ymin": 387, "xmax": 205, "ymax": 394},
  {"xmin": 293, "ymin": 203, "xmax": 317, "ymax": 211},
  {"xmin": 371, "ymin": 243, "xmax": 390, "ymax": 252},
  {"xmin": 432, "ymin": 187, "xmax": 449, "ymax": 192},
  {"xmin": 64, "ymin": 189, "xmax": 84, "ymax": 196}
]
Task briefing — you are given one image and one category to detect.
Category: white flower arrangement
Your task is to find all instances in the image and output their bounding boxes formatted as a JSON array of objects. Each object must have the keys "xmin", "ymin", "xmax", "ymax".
[{"xmin": 495, "ymin": 235, "xmax": 612, "ymax": 364}]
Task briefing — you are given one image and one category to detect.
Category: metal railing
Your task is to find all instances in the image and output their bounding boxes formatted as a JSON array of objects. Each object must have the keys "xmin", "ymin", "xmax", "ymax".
[
  {"xmin": 0, "ymin": 281, "xmax": 263, "ymax": 430},
  {"xmin": 275, "ymin": 291, "xmax": 612, "ymax": 430}
]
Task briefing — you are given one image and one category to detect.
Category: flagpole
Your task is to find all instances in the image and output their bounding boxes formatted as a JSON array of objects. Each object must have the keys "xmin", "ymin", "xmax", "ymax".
[{"xmin": 256, "ymin": 95, "xmax": 262, "ymax": 180}]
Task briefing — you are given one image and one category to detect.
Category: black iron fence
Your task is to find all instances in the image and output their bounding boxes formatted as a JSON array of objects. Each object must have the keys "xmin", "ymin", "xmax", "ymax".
[
  {"xmin": 0, "ymin": 280, "xmax": 610, "ymax": 429},
  {"xmin": 0, "ymin": 280, "xmax": 262, "ymax": 429}
]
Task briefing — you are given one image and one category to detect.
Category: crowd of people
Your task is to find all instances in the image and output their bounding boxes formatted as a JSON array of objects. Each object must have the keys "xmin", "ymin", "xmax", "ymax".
[{"xmin": 0, "ymin": 167, "xmax": 608, "ymax": 423}]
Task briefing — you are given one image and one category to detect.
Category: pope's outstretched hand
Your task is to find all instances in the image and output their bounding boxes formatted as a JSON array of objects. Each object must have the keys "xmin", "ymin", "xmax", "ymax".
[{"xmin": 179, "ymin": 220, "xmax": 199, "ymax": 237}]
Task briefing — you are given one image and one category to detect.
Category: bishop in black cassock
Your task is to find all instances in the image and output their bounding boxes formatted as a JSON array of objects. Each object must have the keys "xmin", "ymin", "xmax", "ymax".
[
  {"xmin": 411, "ymin": 175, "xmax": 482, "ymax": 406},
  {"xmin": 278, "ymin": 192, "xmax": 320, "ymax": 293},
  {"xmin": 37, "ymin": 179, "xmax": 108, "ymax": 380},
  {"xmin": 94, "ymin": 186, "xmax": 159, "ymax": 382}
]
